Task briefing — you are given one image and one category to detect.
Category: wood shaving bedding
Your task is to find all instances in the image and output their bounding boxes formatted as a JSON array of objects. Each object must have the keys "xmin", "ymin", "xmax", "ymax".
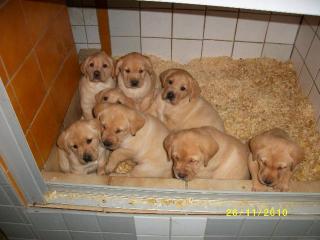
[{"xmin": 120, "ymin": 56, "xmax": 318, "ymax": 181}]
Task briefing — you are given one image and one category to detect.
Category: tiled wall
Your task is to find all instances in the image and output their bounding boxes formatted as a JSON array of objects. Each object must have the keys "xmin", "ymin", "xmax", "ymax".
[
  {"xmin": 67, "ymin": 1, "xmax": 301, "ymax": 62},
  {"xmin": 68, "ymin": 2, "xmax": 101, "ymax": 53},
  {"xmin": 290, "ymin": 15, "xmax": 320, "ymax": 130},
  {"xmin": 0, "ymin": 0, "xmax": 80, "ymax": 169}
]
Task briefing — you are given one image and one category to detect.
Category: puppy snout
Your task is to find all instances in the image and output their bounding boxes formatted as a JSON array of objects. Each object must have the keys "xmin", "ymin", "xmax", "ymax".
[
  {"xmin": 166, "ymin": 91, "xmax": 175, "ymax": 100},
  {"xmin": 103, "ymin": 140, "xmax": 113, "ymax": 148},
  {"xmin": 262, "ymin": 178, "xmax": 273, "ymax": 186},
  {"xmin": 177, "ymin": 172, "xmax": 187, "ymax": 180},
  {"xmin": 130, "ymin": 79, "xmax": 139, "ymax": 87},
  {"xmin": 94, "ymin": 70, "xmax": 100, "ymax": 78},
  {"xmin": 83, "ymin": 153, "xmax": 93, "ymax": 163}
]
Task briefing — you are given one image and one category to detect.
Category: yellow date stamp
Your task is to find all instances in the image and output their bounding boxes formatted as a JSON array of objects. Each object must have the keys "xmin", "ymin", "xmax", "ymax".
[{"xmin": 226, "ymin": 208, "xmax": 288, "ymax": 217}]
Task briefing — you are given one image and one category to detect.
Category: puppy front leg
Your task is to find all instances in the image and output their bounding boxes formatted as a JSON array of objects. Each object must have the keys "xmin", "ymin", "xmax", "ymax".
[
  {"xmin": 82, "ymin": 161, "xmax": 99, "ymax": 174},
  {"xmin": 274, "ymin": 171, "xmax": 292, "ymax": 192},
  {"xmin": 106, "ymin": 148, "xmax": 133, "ymax": 174},
  {"xmin": 97, "ymin": 149, "xmax": 109, "ymax": 175},
  {"xmin": 248, "ymin": 154, "xmax": 269, "ymax": 192}
]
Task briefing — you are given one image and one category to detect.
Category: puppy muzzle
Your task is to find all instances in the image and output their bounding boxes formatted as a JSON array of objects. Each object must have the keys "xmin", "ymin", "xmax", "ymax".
[
  {"xmin": 166, "ymin": 91, "xmax": 175, "ymax": 101},
  {"xmin": 93, "ymin": 70, "xmax": 101, "ymax": 80},
  {"xmin": 103, "ymin": 140, "xmax": 114, "ymax": 149},
  {"xmin": 83, "ymin": 153, "xmax": 93, "ymax": 163},
  {"xmin": 130, "ymin": 79, "xmax": 140, "ymax": 88}
]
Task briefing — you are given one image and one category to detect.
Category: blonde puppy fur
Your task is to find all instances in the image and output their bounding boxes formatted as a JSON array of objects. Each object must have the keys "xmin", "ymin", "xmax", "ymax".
[
  {"xmin": 149, "ymin": 68, "xmax": 224, "ymax": 132},
  {"xmin": 115, "ymin": 52, "xmax": 159, "ymax": 112},
  {"xmin": 79, "ymin": 51, "xmax": 116, "ymax": 119},
  {"xmin": 164, "ymin": 126, "xmax": 249, "ymax": 181},
  {"xmin": 57, "ymin": 119, "xmax": 108, "ymax": 175},
  {"xmin": 94, "ymin": 103, "xmax": 172, "ymax": 178},
  {"xmin": 248, "ymin": 128, "xmax": 304, "ymax": 192}
]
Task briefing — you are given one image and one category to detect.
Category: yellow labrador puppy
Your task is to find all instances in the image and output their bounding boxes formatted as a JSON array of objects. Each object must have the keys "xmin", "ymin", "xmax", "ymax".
[
  {"xmin": 249, "ymin": 128, "xmax": 304, "ymax": 192},
  {"xmin": 164, "ymin": 126, "xmax": 249, "ymax": 181},
  {"xmin": 115, "ymin": 52, "xmax": 159, "ymax": 112},
  {"xmin": 95, "ymin": 88, "xmax": 135, "ymax": 109},
  {"xmin": 149, "ymin": 68, "xmax": 224, "ymax": 132},
  {"xmin": 94, "ymin": 103, "xmax": 172, "ymax": 178},
  {"xmin": 80, "ymin": 51, "xmax": 116, "ymax": 119},
  {"xmin": 57, "ymin": 119, "xmax": 108, "ymax": 175}
]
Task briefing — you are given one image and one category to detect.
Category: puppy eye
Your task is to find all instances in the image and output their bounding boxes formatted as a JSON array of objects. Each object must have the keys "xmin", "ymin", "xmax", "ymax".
[
  {"xmin": 89, "ymin": 63, "xmax": 94, "ymax": 67},
  {"xmin": 125, "ymin": 69, "xmax": 130, "ymax": 73},
  {"xmin": 189, "ymin": 158, "xmax": 196, "ymax": 163},
  {"xmin": 103, "ymin": 63, "xmax": 108, "ymax": 68},
  {"xmin": 117, "ymin": 100, "xmax": 122, "ymax": 104},
  {"xmin": 102, "ymin": 124, "xmax": 106, "ymax": 130},
  {"xmin": 278, "ymin": 166, "xmax": 287, "ymax": 170},
  {"xmin": 180, "ymin": 86, "xmax": 186, "ymax": 91},
  {"xmin": 139, "ymin": 69, "xmax": 144, "ymax": 73},
  {"xmin": 168, "ymin": 80, "xmax": 173, "ymax": 84},
  {"xmin": 86, "ymin": 138, "xmax": 92, "ymax": 144},
  {"xmin": 103, "ymin": 96, "xmax": 108, "ymax": 101},
  {"xmin": 115, "ymin": 129, "xmax": 122, "ymax": 134},
  {"xmin": 72, "ymin": 144, "xmax": 78, "ymax": 149}
]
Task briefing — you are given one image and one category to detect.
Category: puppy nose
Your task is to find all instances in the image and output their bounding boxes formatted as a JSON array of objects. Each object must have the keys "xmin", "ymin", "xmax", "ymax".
[
  {"xmin": 94, "ymin": 70, "xmax": 100, "ymax": 78},
  {"xmin": 263, "ymin": 178, "xmax": 273, "ymax": 186},
  {"xmin": 130, "ymin": 79, "xmax": 139, "ymax": 87},
  {"xmin": 166, "ymin": 91, "xmax": 175, "ymax": 100},
  {"xmin": 103, "ymin": 140, "xmax": 112, "ymax": 148},
  {"xmin": 177, "ymin": 172, "xmax": 187, "ymax": 179},
  {"xmin": 83, "ymin": 153, "xmax": 92, "ymax": 162}
]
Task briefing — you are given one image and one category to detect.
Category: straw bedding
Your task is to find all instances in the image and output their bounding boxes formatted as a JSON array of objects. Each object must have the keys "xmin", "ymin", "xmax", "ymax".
[{"xmin": 122, "ymin": 56, "xmax": 319, "ymax": 181}]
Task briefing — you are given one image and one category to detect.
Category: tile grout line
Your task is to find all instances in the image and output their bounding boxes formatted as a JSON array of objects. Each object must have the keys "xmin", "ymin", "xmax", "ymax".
[
  {"xmin": 231, "ymin": 8, "xmax": 240, "ymax": 58},
  {"xmin": 289, "ymin": 15, "xmax": 304, "ymax": 60},
  {"xmin": 200, "ymin": 6, "xmax": 207, "ymax": 60},
  {"xmin": 260, "ymin": 12, "xmax": 272, "ymax": 58}
]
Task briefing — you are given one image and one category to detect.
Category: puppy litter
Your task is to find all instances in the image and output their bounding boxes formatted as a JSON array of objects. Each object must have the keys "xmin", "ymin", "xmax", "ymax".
[{"xmin": 136, "ymin": 56, "xmax": 319, "ymax": 181}]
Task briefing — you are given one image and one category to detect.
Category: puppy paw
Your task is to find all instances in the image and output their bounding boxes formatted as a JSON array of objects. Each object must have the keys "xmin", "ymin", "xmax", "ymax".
[
  {"xmin": 97, "ymin": 169, "xmax": 106, "ymax": 176},
  {"xmin": 252, "ymin": 184, "xmax": 269, "ymax": 192},
  {"xmin": 274, "ymin": 184, "xmax": 289, "ymax": 192}
]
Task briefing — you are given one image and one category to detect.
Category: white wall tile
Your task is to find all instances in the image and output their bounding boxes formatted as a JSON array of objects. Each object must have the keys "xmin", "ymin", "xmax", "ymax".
[
  {"xmin": 291, "ymin": 47, "xmax": 304, "ymax": 74},
  {"xmin": 87, "ymin": 43, "xmax": 101, "ymax": 49},
  {"xmin": 295, "ymin": 20, "xmax": 315, "ymax": 58},
  {"xmin": 232, "ymin": 42, "xmax": 263, "ymax": 59},
  {"xmin": 173, "ymin": 10, "xmax": 205, "ymax": 39},
  {"xmin": 235, "ymin": 13, "xmax": 269, "ymax": 42},
  {"xmin": 299, "ymin": 65, "xmax": 314, "ymax": 96},
  {"xmin": 171, "ymin": 217, "xmax": 207, "ymax": 236},
  {"xmin": 141, "ymin": 9, "xmax": 171, "ymax": 38},
  {"xmin": 108, "ymin": 8, "xmax": 140, "ymax": 36},
  {"xmin": 134, "ymin": 216, "xmax": 170, "ymax": 236},
  {"xmin": 141, "ymin": 38, "xmax": 171, "ymax": 60},
  {"xmin": 316, "ymin": 72, "xmax": 320, "ymax": 90},
  {"xmin": 75, "ymin": 43, "xmax": 88, "ymax": 53},
  {"xmin": 172, "ymin": 39, "xmax": 202, "ymax": 63},
  {"xmin": 304, "ymin": 15, "xmax": 320, "ymax": 32},
  {"xmin": 68, "ymin": 7, "xmax": 84, "ymax": 25},
  {"xmin": 262, "ymin": 43, "xmax": 292, "ymax": 61},
  {"xmin": 309, "ymin": 85, "xmax": 320, "ymax": 120},
  {"xmin": 266, "ymin": 14, "xmax": 300, "ymax": 44},
  {"xmin": 202, "ymin": 40, "xmax": 233, "ymax": 57},
  {"xmin": 83, "ymin": 8, "xmax": 98, "ymax": 25},
  {"xmin": 305, "ymin": 36, "xmax": 320, "ymax": 79},
  {"xmin": 137, "ymin": 236, "xmax": 169, "ymax": 240},
  {"xmin": 85, "ymin": 26, "xmax": 100, "ymax": 43},
  {"xmin": 204, "ymin": 10, "xmax": 237, "ymax": 41},
  {"xmin": 111, "ymin": 37, "xmax": 140, "ymax": 56},
  {"xmin": 71, "ymin": 26, "xmax": 87, "ymax": 43},
  {"xmin": 174, "ymin": 3, "xmax": 205, "ymax": 10}
]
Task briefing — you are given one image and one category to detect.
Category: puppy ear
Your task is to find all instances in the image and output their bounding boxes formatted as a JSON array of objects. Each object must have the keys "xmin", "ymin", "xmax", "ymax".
[
  {"xmin": 88, "ymin": 118, "xmax": 102, "ymax": 134},
  {"xmin": 105, "ymin": 53, "xmax": 115, "ymax": 79},
  {"xmin": 289, "ymin": 144, "xmax": 304, "ymax": 171},
  {"xmin": 128, "ymin": 110, "xmax": 145, "ymax": 136},
  {"xmin": 188, "ymin": 74, "xmax": 201, "ymax": 101},
  {"xmin": 121, "ymin": 95, "xmax": 136, "ymax": 109},
  {"xmin": 93, "ymin": 103, "xmax": 107, "ymax": 119},
  {"xmin": 80, "ymin": 56, "xmax": 92, "ymax": 77},
  {"xmin": 159, "ymin": 69, "xmax": 176, "ymax": 87},
  {"xmin": 163, "ymin": 133, "xmax": 175, "ymax": 162},
  {"xmin": 95, "ymin": 90, "xmax": 105, "ymax": 104},
  {"xmin": 114, "ymin": 57, "xmax": 123, "ymax": 77},
  {"xmin": 57, "ymin": 131, "xmax": 68, "ymax": 152},
  {"xmin": 143, "ymin": 55, "xmax": 153, "ymax": 74},
  {"xmin": 199, "ymin": 132, "xmax": 219, "ymax": 167}
]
